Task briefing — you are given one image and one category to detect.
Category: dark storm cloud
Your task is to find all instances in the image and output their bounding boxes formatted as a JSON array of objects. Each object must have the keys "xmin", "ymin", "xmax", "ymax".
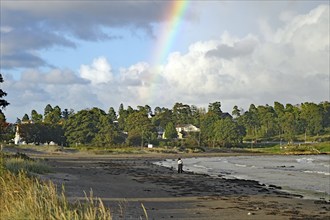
[
  {"xmin": 1, "ymin": 28, "xmax": 76, "ymax": 69},
  {"xmin": 1, "ymin": 1, "xmax": 195, "ymax": 69},
  {"xmin": 2, "ymin": 29, "xmax": 76, "ymax": 52},
  {"xmin": 1, "ymin": 53, "xmax": 46, "ymax": 69},
  {"xmin": 2, "ymin": 1, "xmax": 169, "ymax": 34}
]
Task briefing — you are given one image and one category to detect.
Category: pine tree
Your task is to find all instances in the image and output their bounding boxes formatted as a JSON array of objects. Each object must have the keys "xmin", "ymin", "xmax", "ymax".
[{"xmin": 0, "ymin": 74, "xmax": 9, "ymax": 109}]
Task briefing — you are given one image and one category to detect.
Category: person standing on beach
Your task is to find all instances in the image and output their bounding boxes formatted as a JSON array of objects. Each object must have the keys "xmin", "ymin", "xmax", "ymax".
[{"xmin": 178, "ymin": 158, "xmax": 183, "ymax": 173}]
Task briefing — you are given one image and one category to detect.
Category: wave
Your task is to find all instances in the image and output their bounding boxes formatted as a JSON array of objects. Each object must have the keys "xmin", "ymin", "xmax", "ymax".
[
  {"xmin": 193, "ymin": 164, "xmax": 210, "ymax": 170},
  {"xmin": 234, "ymin": 163, "xmax": 247, "ymax": 168},
  {"xmin": 296, "ymin": 158, "xmax": 314, "ymax": 163},
  {"xmin": 303, "ymin": 170, "xmax": 330, "ymax": 176}
]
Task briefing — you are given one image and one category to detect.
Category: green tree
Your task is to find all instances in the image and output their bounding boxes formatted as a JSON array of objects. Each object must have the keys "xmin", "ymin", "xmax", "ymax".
[
  {"xmin": 0, "ymin": 111, "xmax": 9, "ymax": 141},
  {"xmin": 274, "ymin": 102, "xmax": 285, "ymax": 118},
  {"xmin": 234, "ymin": 112, "xmax": 247, "ymax": 140},
  {"xmin": 144, "ymin": 105, "xmax": 152, "ymax": 115},
  {"xmin": 44, "ymin": 104, "xmax": 53, "ymax": 117},
  {"xmin": 200, "ymin": 112, "xmax": 220, "ymax": 147},
  {"xmin": 63, "ymin": 108, "xmax": 106, "ymax": 145},
  {"xmin": 127, "ymin": 106, "xmax": 135, "ymax": 114},
  {"xmin": 173, "ymin": 103, "xmax": 192, "ymax": 125},
  {"xmin": 191, "ymin": 105, "xmax": 205, "ymax": 127},
  {"xmin": 0, "ymin": 74, "xmax": 9, "ymax": 109},
  {"xmin": 31, "ymin": 110, "xmax": 43, "ymax": 123},
  {"xmin": 282, "ymin": 111, "xmax": 296, "ymax": 143},
  {"xmin": 232, "ymin": 105, "xmax": 241, "ymax": 118},
  {"xmin": 152, "ymin": 108, "xmax": 173, "ymax": 128},
  {"xmin": 285, "ymin": 104, "xmax": 304, "ymax": 135},
  {"xmin": 19, "ymin": 123, "xmax": 65, "ymax": 145},
  {"xmin": 108, "ymin": 107, "xmax": 117, "ymax": 122},
  {"xmin": 241, "ymin": 104, "xmax": 260, "ymax": 138},
  {"xmin": 0, "ymin": 111, "xmax": 6, "ymax": 126},
  {"xmin": 213, "ymin": 118, "xmax": 243, "ymax": 147},
  {"xmin": 164, "ymin": 122, "xmax": 178, "ymax": 139},
  {"xmin": 22, "ymin": 114, "xmax": 30, "ymax": 122},
  {"xmin": 93, "ymin": 114, "xmax": 123, "ymax": 146},
  {"xmin": 125, "ymin": 111, "xmax": 155, "ymax": 147},
  {"xmin": 137, "ymin": 105, "xmax": 152, "ymax": 115},
  {"xmin": 50, "ymin": 124, "xmax": 66, "ymax": 145},
  {"xmin": 44, "ymin": 105, "xmax": 61, "ymax": 124},
  {"xmin": 240, "ymin": 112, "xmax": 253, "ymax": 137},
  {"xmin": 118, "ymin": 103, "xmax": 128, "ymax": 130},
  {"xmin": 274, "ymin": 102, "xmax": 285, "ymax": 137},
  {"xmin": 0, "ymin": 82, "xmax": 10, "ymax": 140},
  {"xmin": 257, "ymin": 105, "xmax": 278, "ymax": 137},
  {"xmin": 300, "ymin": 102, "xmax": 323, "ymax": 135},
  {"xmin": 15, "ymin": 118, "xmax": 21, "ymax": 124},
  {"xmin": 320, "ymin": 102, "xmax": 330, "ymax": 130},
  {"xmin": 19, "ymin": 123, "xmax": 42, "ymax": 144},
  {"xmin": 62, "ymin": 109, "xmax": 74, "ymax": 120},
  {"xmin": 154, "ymin": 106, "xmax": 162, "ymax": 115},
  {"xmin": 208, "ymin": 101, "xmax": 222, "ymax": 116}
]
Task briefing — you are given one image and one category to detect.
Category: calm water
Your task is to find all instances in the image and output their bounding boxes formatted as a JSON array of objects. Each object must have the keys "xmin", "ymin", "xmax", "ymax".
[{"xmin": 155, "ymin": 155, "xmax": 330, "ymax": 200}]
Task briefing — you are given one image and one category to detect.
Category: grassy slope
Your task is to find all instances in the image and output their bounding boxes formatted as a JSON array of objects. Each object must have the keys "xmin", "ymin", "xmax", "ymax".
[{"xmin": 0, "ymin": 152, "xmax": 112, "ymax": 220}]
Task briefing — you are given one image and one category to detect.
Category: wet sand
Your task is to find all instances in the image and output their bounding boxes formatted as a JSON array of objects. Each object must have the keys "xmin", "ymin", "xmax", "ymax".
[{"xmin": 34, "ymin": 153, "xmax": 330, "ymax": 220}]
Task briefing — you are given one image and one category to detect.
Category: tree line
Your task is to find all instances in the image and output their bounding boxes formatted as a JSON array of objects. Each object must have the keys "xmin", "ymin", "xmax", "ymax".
[{"xmin": 2, "ymin": 100, "xmax": 329, "ymax": 148}]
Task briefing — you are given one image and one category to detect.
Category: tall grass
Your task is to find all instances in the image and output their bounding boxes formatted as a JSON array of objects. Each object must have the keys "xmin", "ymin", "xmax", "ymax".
[
  {"xmin": 0, "ymin": 152, "xmax": 112, "ymax": 220},
  {"xmin": 0, "ymin": 152, "xmax": 150, "ymax": 220},
  {"xmin": 0, "ymin": 153, "xmax": 5, "ymax": 176},
  {"xmin": 5, "ymin": 157, "xmax": 51, "ymax": 174},
  {"xmin": 0, "ymin": 170, "xmax": 112, "ymax": 220}
]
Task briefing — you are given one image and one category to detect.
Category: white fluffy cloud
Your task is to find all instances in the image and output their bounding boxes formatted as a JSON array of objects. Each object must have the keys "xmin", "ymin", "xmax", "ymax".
[
  {"xmin": 80, "ymin": 57, "xmax": 113, "ymax": 84},
  {"xmin": 119, "ymin": 62, "xmax": 150, "ymax": 87},
  {"xmin": 155, "ymin": 4, "xmax": 329, "ymax": 109}
]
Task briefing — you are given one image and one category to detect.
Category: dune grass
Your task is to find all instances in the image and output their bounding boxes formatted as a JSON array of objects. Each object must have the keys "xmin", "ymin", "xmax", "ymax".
[
  {"xmin": 0, "ymin": 171, "xmax": 112, "ymax": 220},
  {"xmin": 4, "ymin": 157, "xmax": 52, "ymax": 175},
  {"xmin": 0, "ymin": 152, "xmax": 113, "ymax": 220}
]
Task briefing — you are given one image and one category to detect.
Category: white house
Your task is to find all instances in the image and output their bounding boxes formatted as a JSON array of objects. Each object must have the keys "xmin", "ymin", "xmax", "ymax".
[
  {"xmin": 175, "ymin": 124, "xmax": 200, "ymax": 139},
  {"xmin": 176, "ymin": 124, "xmax": 200, "ymax": 133},
  {"xmin": 14, "ymin": 124, "xmax": 21, "ymax": 145}
]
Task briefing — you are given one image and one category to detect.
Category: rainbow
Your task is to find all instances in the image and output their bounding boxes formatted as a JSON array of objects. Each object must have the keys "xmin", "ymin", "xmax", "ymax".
[
  {"xmin": 146, "ymin": 0, "xmax": 189, "ymax": 104},
  {"xmin": 152, "ymin": 0, "xmax": 189, "ymax": 66}
]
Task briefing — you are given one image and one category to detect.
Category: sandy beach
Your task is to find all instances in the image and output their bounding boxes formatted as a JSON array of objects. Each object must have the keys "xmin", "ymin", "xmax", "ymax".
[{"xmin": 30, "ymin": 152, "xmax": 330, "ymax": 220}]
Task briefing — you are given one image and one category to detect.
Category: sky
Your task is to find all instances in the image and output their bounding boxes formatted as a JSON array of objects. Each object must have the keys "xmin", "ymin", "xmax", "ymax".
[{"xmin": 1, "ymin": 0, "xmax": 329, "ymax": 122}]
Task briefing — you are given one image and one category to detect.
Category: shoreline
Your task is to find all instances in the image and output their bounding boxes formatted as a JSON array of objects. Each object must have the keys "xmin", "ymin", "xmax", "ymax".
[
  {"xmin": 33, "ymin": 152, "xmax": 330, "ymax": 220},
  {"xmin": 154, "ymin": 155, "xmax": 330, "ymax": 201},
  {"xmin": 4, "ymin": 144, "xmax": 329, "ymax": 158}
]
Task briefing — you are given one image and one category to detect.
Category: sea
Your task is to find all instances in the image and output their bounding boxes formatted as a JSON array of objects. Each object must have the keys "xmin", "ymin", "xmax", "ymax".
[{"xmin": 154, "ymin": 155, "xmax": 330, "ymax": 200}]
